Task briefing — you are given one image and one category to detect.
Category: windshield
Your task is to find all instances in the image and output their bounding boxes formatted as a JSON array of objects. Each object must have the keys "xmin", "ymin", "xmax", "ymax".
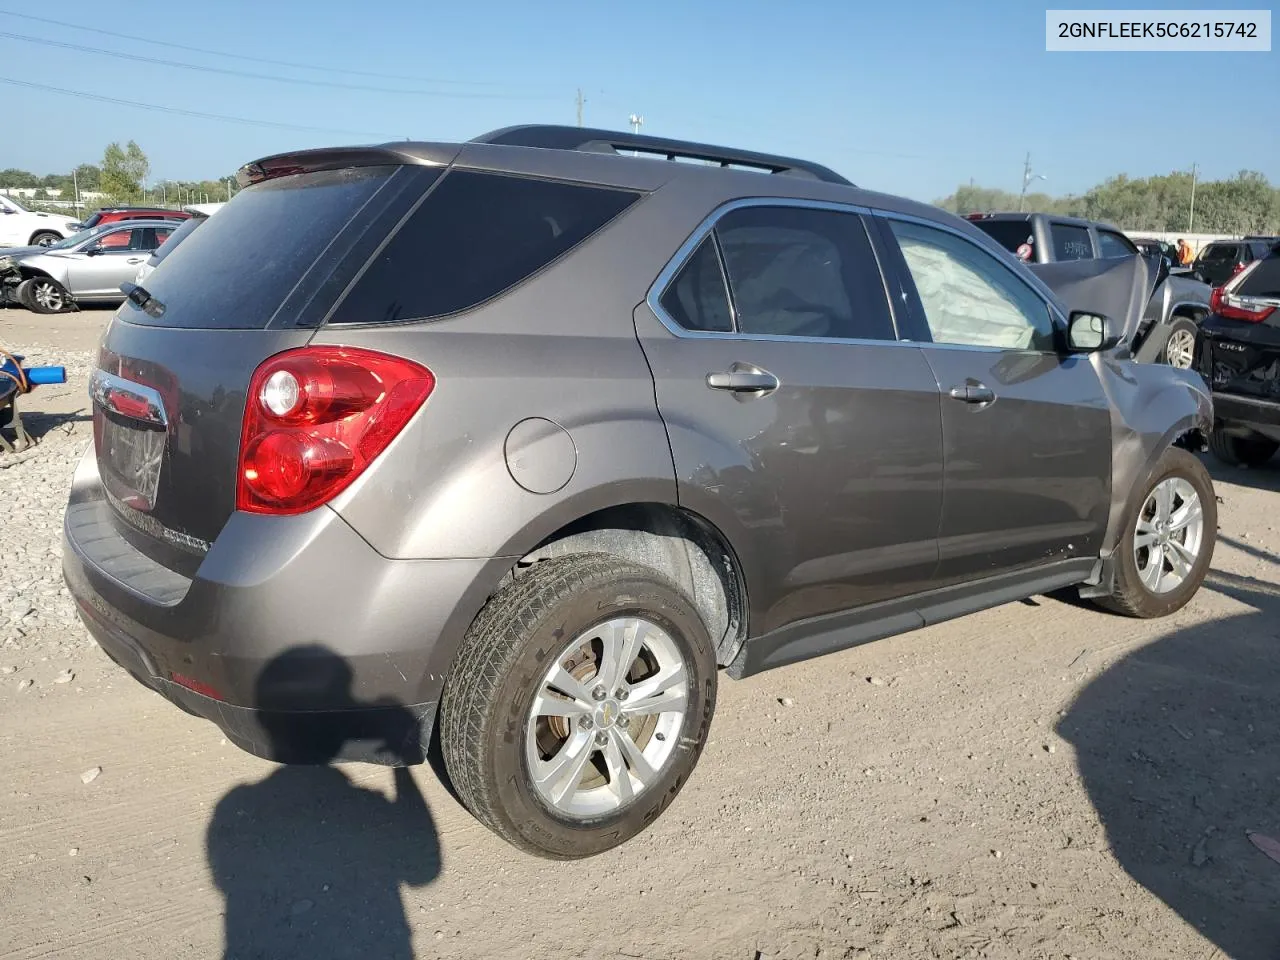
[{"xmin": 46, "ymin": 226, "xmax": 106, "ymax": 250}]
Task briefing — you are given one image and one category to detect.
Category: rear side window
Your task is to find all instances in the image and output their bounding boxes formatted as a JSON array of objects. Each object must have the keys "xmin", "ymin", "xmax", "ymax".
[
  {"xmin": 659, "ymin": 236, "xmax": 733, "ymax": 332},
  {"xmin": 329, "ymin": 171, "xmax": 640, "ymax": 324},
  {"xmin": 1051, "ymin": 223, "xmax": 1092, "ymax": 260},
  {"xmin": 1202, "ymin": 244, "xmax": 1239, "ymax": 261},
  {"xmin": 1097, "ymin": 230, "xmax": 1136, "ymax": 258},
  {"xmin": 123, "ymin": 165, "xmax": 401, "ymax": 329},
  {"xmin": 969, "ymin": 219, "xmax": 1036, "ymax": 260},
  {"xmin": 713, "ymin": 206, "xmax": 894, "ymax": 340},
  {"xmin": 148, "ymin": 216, "xmax": 202, "ymax": 265}
]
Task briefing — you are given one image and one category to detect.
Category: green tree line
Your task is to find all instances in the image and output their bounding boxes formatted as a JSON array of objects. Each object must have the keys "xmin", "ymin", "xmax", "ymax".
[
  {"xmin": 0, "ymin": 141, "xmax": 236, "ymax": 208},
  {"xmin": 936, "ymin": 170, "xmax": 1280, "ymax": 235}
]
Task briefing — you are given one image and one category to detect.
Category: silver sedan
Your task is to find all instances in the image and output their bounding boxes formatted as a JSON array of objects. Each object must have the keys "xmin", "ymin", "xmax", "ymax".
[{"xmin": 0, "ymin": 220, "xmax": 177, "ymax": 314}]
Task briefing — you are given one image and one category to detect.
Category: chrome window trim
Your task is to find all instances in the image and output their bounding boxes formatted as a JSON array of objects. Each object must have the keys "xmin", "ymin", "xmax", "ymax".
[{"xmin": 645, "ymin": 196, "xmax": 916, "ymax": 350}]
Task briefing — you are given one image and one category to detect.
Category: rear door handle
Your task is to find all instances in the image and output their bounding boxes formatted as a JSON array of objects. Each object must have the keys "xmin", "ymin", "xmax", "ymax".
[
  {"xmin": 947, "ymin": 383, "xmax": 995, "ymax": 404},
  {"xmin": 706, "ymin": 367, "xmax": 780, "ymax": 394}
]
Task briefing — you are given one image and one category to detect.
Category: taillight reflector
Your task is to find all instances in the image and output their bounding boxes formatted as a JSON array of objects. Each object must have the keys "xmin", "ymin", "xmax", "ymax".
[
  {"xmin": 170, "ymin": 672, "xmax": 224, "ymax": 701},
  {"xmin": 236, "ymin": 346, "xmax": 434, "ymax": 515}
]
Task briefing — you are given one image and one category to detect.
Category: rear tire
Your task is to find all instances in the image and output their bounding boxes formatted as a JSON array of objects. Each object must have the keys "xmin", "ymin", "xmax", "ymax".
[
  {"xmin": 1208, "ymin": 424, "xmax": 1278, "ymax": 467},
  {"xmin": 28, "ymin": 230, "xmax": 60, "ymax": 247},
  {"xmin": 16, "ymin": 276, "xmax": 70, "ymax": 314},
  {"xmin": 1095, "ymin": 447, "xmax": 1216, "ymax": 619},
  {"xmin": 440, "ymin": 554, "xmax": 717, "ymax": 860},
  {"xmin": 1158, "ymin": 317, "xmax": 1198, "ymax": 369}
]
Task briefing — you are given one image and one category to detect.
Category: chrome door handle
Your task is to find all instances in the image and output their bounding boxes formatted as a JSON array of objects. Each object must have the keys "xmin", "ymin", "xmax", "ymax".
[
  {"xmin": 706, "ymin": 368, "xmax": 780, "ymax": 393},
  {"xmin": 947, "ymin": 383, "xmax": 995, "ymax": 404}
]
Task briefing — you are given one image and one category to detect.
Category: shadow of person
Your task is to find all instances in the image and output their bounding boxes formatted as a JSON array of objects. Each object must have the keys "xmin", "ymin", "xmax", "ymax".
[
  {"xmin": 1057, "ymin": 572, "xmax": 1280, "ymax": 959},
  {"xmin": 206, "ymin": 646, "xmax": 441, "ymax": 960}
]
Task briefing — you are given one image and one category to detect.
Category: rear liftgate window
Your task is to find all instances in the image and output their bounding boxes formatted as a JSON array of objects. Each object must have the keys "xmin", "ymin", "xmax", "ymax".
[
  {"xmin": 328, "ymin": 171, "xmax": 641, "ymax": 324},
  {"xmin": 124, "ymin": 165, "xmax": 403, "ymax": 329}
]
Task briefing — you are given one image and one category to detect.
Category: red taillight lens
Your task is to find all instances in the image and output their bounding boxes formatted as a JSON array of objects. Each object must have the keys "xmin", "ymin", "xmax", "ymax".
[
  {"xmin": 1211, "ymin": 261, "xmax": 1277, "ymax": 323},
  {"xmin": 236, "ymin": 346, "xmax": 434, "ymax": 515}
]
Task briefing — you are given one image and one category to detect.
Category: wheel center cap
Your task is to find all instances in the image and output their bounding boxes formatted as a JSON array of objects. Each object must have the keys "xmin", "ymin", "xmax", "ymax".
[{"xmin": 594, "ymin": 700, "xmax": 621, "ymax": 728}]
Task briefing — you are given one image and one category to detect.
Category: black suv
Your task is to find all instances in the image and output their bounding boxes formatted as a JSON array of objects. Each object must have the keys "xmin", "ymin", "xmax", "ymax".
[
  {"xmin": 1192, "ymin": 238, "xmax": 1277, "ymax": 288},
  {"xmin": 966, "ymin": 212, "xmax": 1211, "ymax": 369},
  {"xmin": 1195, "ymin": 240, "xmax": 1280, "ymax": 466}
]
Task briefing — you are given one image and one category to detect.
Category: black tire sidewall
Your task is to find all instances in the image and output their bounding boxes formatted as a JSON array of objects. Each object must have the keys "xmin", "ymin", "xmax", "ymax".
[
  {"xmin": 483, "ymin": 570, "xmax": 716, "ymax": 859},
  {"xmin": 17, "ymin": 277, "xmax": 67, "ymax": 314},
  {"xmin": 1114, "ymin": 449, "xmax": 1216, "ymax": 617},
  {"xmin": 29, "ymin": 232, "xmax": 60, "ymax": 247}
]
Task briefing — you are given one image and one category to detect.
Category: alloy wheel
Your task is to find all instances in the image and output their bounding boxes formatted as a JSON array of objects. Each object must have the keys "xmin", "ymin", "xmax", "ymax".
[
  {"xmin": 525, "ymin": 616, "xmax": 688, "ymax": 818},
  {"xmin": 1133, "ymin": 477, "xmax": 1204, "ymax": 594},
  {"xmin": 1164, "ymin": 328, "xmax": 1196, "ymax": 369},
  {"xmin": 32, "ymin": 281, "xmax": 65, "ymax": 312}
]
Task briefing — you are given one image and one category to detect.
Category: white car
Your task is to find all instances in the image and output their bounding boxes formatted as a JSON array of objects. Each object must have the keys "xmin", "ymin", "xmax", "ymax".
[{"xmin": 0, "ymin": 194, "xmax": 80, "ymax": 248}]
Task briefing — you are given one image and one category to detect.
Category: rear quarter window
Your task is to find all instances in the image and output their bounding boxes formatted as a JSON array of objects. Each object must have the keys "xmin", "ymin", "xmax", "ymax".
[
  {"xmin": 328, "ymin": 171, "xmax": 641, "ymax": 324},
  {"xmin": 969, "ymin": 219, "xmax": 1036, "ymax": 260},
  {"xmin": 1051, "ymin": 223, "xmax": 1092, "ymax": 261}
]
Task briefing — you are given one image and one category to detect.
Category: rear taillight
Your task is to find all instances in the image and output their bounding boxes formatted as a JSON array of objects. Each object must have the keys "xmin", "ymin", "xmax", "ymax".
[
  {"xmin": 1210, "ymin": 261, "xmax": 1278, "ymax": 323},
  {"xmin": 236, "ymin": 346, "xmax": 434, "ymax": 515}
]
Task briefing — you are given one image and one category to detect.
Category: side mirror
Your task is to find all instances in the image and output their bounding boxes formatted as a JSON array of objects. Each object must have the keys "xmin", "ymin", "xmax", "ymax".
[
  {"xmin": 1, "ymin": 207, "xmax": 15, "ymax": 215},
  {"xmin": 84, "ymin": 244, "xmax": 102, "ymax": 256},
  {"xmin": 1067, "ymin": 311, "xmax": 1121, "ymax": 352}
]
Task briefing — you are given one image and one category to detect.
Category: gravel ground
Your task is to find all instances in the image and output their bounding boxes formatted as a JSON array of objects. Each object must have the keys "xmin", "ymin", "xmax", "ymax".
[{"xmin": 1, "ymin": 307, "xmax": 1279, "ymax": 960}]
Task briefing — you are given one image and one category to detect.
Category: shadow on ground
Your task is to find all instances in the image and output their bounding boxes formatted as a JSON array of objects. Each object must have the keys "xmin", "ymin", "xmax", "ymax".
[
  {"xmin": 206, "ymin": 646, "xmax": 442, "ymax": 960},
  {"xmin": 2, "ymin": 408, "xmax": 92, "ymax": 445},
  {"xmin": 1058, "ymin": 569, "xmax": 1280, "ymax": 959},
  {"xmin": 1205, "ymin": 454, "xmax": 1280, "ymax": 494}
]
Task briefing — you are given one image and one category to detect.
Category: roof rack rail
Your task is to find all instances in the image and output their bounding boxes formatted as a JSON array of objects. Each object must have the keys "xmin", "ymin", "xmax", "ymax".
[{"xmin": 471, "ymin": 124, "xmax": 853, "ymax": 186}]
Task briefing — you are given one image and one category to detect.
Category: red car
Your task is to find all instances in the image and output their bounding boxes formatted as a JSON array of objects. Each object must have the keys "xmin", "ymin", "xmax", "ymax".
[{"xmin": 75, "ymin": 206, "xmax": 191, "ymax": 230}]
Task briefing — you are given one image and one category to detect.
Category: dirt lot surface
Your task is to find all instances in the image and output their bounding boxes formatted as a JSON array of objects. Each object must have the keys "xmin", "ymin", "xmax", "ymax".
[{"xmin": 2, "ymin": 306, "xmax": 1279, "ymax": 960}]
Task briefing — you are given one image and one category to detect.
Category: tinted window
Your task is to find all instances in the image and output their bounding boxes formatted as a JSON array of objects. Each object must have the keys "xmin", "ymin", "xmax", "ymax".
[
  {"xmin": 659, "ymin": 236, "xmax": 732, "ymax": 332},
  {"xmin": 125, "ymin": 165, "xmax": 400, "ymax": 329},
  {"xmin": 888, "ymin": 218, "xmax": 1055, "ymax": 351},
  {"xmin": 330, "ymin": 171, "xmax": 640, "ymax": 324},
  {"xmin": 1202, "ymin": 244, "xmax": 1239, "ymax": 261},
  {"xmin": 713, "ymin": 206, "xmax": 894, "ymax": 340},
  {"xmin": 1097, "ymin": 230, "xmax": 1136, "ymax": 258},
  {"xmin": 1051, "ymin": 223, "xmax": 1092, "ymax": 261},
  {"xmin": 1237, "ymin": 254, "xmax": 1280, "ymax": 298},
  {"xmin": 147, "ymin": 216, "xmax": 202, "ymax": 266},
  {"xmin": 969, "ymin": 219, "xmax": 1036, "ymax": 260}
]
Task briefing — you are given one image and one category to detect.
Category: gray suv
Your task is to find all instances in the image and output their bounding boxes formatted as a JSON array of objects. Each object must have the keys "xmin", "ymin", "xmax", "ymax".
[{"xmin": 63, "ymin": 126, "xmax": 1218, "ymax": 859}]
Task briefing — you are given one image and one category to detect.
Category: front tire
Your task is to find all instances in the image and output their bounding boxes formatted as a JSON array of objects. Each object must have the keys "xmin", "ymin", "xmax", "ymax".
[
  {"xmin": 16, "ymin": 276, "xmax": 71, "ymax": 314},
  {"xmin": 1158, "ymin": 317, "xmax": 1198, "ymax": 369},
  {"xmin": 28, "ymin": 230, "xmax": 61, "ymax": 247},
  {"xmin": 1096, "ymin": 447, "xmax": 1216, "ymax": 619},
  {"xmin": 1208, "ymin": 424, "xmax": 1278, "ymax": 467},
  {"xmin": 440, "ymin": 554, "xmax": 717, "ymax": 859}
]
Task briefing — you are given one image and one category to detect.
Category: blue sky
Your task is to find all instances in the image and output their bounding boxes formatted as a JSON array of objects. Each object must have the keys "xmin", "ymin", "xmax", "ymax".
[{"xmin": 1, "ymin": 0, "xmax": 1276, "ymax": 202}]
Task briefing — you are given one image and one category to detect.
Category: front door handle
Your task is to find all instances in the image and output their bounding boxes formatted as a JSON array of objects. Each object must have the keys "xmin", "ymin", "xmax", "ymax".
[
  {"xmin": 706, "ymin": 366, "xmax": 780, "ymax": 394},
  {"xmin": 126, "ymin": 257, "xmax": 145, "ymax": 264},
  {"xmin": 947, "ymin": 383, "xmax": 995, "ymax": 404}
]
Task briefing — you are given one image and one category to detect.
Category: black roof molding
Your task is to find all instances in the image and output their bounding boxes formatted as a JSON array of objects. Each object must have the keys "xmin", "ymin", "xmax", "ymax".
[{"xmin": 472, "ymin": 124, "xmax": 853, "ymax": 186}]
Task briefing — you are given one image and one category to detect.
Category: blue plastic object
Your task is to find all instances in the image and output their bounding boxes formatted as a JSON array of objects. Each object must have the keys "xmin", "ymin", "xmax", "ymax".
[{"xmin": 24, "ymin": 366, "xmax": 66, "ymax": 385}]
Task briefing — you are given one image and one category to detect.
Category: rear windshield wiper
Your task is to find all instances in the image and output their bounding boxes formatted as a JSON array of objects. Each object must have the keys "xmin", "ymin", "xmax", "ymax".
[{"xmin": 119, "ymin": 281, "xmax": 166, "ymax": 319}]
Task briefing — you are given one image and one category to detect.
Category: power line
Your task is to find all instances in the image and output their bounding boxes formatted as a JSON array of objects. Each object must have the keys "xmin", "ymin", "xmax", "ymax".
[
  {"xmin": 0, "ymin": 9, "xmax": 512, "ymax": 87},
  {"xmin": 0, "ymin": 31, "xmax": 553, "ymax": 100},
  {"xmin": 0, "ymin": 76, "xmax": 406, "ymax": 139}
]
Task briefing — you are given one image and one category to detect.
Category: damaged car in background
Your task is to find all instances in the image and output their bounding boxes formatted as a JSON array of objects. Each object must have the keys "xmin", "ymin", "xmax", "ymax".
[
  {"xmin": 0, "ymin": 219, "xmax": 175, "ymax": 314},
  {"xmin": 966, "ymin": 212, "xmax": 1212, "ymax": 370},
  {"xmin": 1195, "ymin": 240, "xmax": 1280, "ymax": 467}
]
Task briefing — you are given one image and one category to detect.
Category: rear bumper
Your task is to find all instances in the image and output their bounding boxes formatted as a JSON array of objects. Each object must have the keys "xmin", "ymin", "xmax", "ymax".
[
  {"xmin": 62, "ymin": 444, "xmax": 511, "ymax": 765},
  {"xmin": 1212, "ymin": 392, "xmax": 1280, "ymax": 430}
]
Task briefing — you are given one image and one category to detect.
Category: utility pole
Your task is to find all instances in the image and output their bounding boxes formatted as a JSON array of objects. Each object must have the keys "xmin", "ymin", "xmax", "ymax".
[
  {"xmin": 575, "ymin": 88, "xmax": 585, "ymax": 127},
  {"xmin": 72, "ymin": 168, "xmax": 81, "ymax": 219},
  {"xmin": 1017, "ymin": 152, "xmax": 1046, "ymax": 213},
  {"xmin": 1188, "ymin": 162, "xmax": 1198, "ymax": 232}
]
